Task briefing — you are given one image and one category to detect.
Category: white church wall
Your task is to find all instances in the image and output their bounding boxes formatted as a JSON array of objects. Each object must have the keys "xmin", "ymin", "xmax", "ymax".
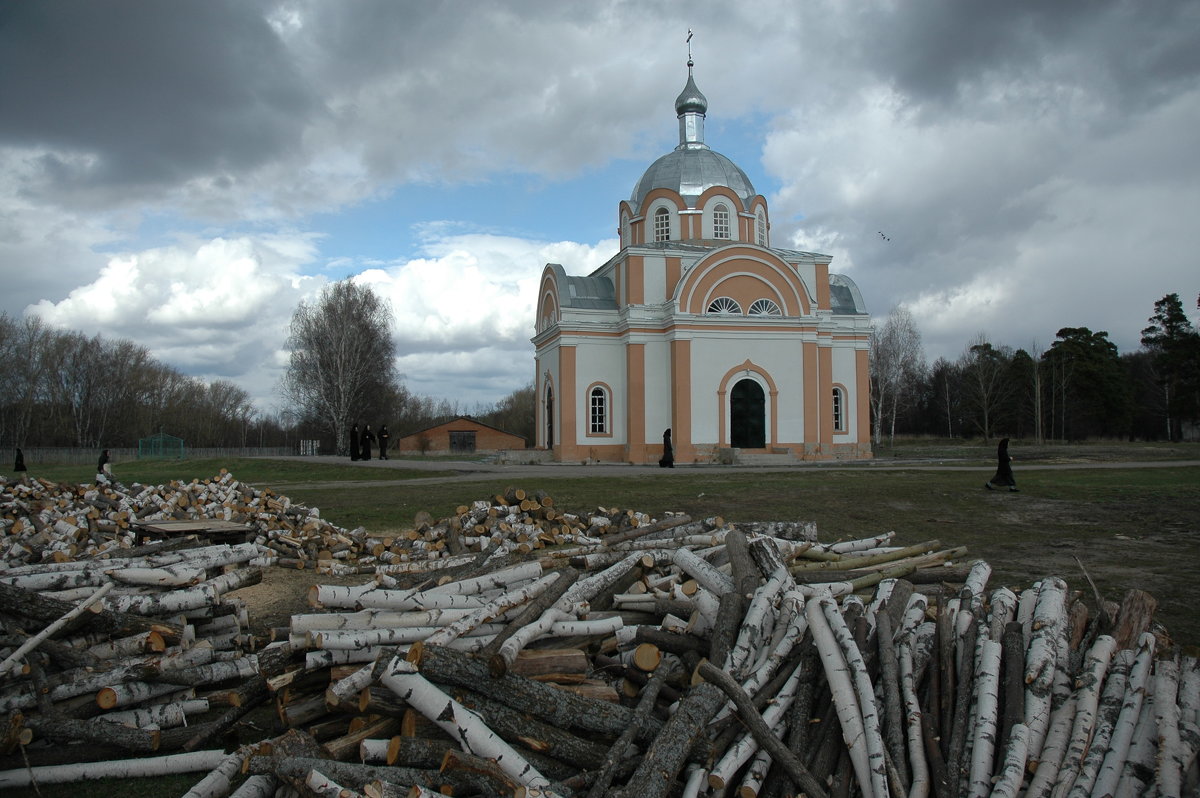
[
  {"xmin": 642, "ymin": 254, "xmax": 667, "ymax": 305},
  {"xmin": 831, "ymin": 343, "xmax": 863, "ymax": 442},
  {"xmin": 574, "ymin": 338, "xmax": 627, "ymax": 446},
  {"xmin": 687, "ymin": 333, "xmax": 806, "ymax": 444},
  {"xmin": 643, "ymin": 340, "xmax": 672, "ymax": 444}
]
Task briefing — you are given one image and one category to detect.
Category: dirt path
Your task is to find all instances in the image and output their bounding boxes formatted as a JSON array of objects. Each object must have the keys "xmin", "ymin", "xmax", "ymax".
[{"xmin": 256, "ymin": 454, "xmax": 1200, "ymax": 491}]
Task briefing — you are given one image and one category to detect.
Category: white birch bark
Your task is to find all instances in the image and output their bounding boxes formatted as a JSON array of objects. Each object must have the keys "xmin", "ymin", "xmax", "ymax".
[
  {"xmin": 305, "ymin": 769, "xmax": 366, "ymax": 798},
  {"xmin": 670, "ymin": 547, "xmax": 734, "ymax": 595},
  {"xmin": 379, "ymin": 656, "xmax": 552, "ymax": 791},
  {"xmin": 1113, "ymin": 687, "xmax": 1157, "ymax": 798},
  {"xmin": 967, "ymin": 639, "xmax": 1003, "ymax": 798},
  {"xmin": 1094, "ymin": 631, "xmax": 1156, "ymax": 798},
  {"xmin": 356, "ymin": 588, "xmax": 486, "ymax": 611},
  {"xmin": 0, "ymin": 750, "xmax": 228, "ymax": 788},
  {"xmin": 987, "ymin": 587, "xmax": 1018, "ymax": 642},
  {"xmin": 291, "ymin": 607, "xmax": 479, "ymax": 633},
  {"xmin": 1052, "ymin": 634, "xmax": 1118, "ymax": 797},
  {"xmin": 726, "ymin": 569, "xmax": 788, "ymax": 678},
  {"xmin": 1025, "ymin": 578, "xmax": 1067, "ymax": 756},
  {"xmin": 425, "ymin": 560, "xmax": 543, "ymax": 596},
  {"xmin": 1024, "ymin": 694, "xmax": 1078, "ymax": 798},
  {"xmin": 1066, "ymin": 648, "xmax": 1130, "ymax": 798},
  {"xmin": 989, "ymin": 722, "xmax": 1029, "ymax": 798},
  {"xmin": 827, "ymin": 532, "xmax": 896, "ymax": 554},
  {"xmin": 308, "ymin": 581, "xmax": 379, "ymax": 609},
  {"xmin": 228, "ymin": 774, "xmax": 276, "ymax": 798},
  {"xmin": 738, "ymin": 746, "xmax": 773, "ymax": 797},
  {"xmin": 1154, "ymin": 657, "xmax": 1183, "ymax": 798},
  {"xmin": 422, "ymin": 572, "xmax": 557, "ymax": 647},
  {"xmin": 0, "ymin": 581, "xmax": 115, "ymax": 676},
  {"xmin": 898, "ymin": 638, "xmax": 929, "ymax": 798},
  {"xmin": 706, "ymin": 659, "xmax": 805, "ymax": 790},
  {"xmin": 312, "ymin": 624, "xmax": 505, "ymax": 649},
  {"xmin": 182, "ymin": 745, "xmax": 253, "ymax": 798},
  {"xmin": 804, "ymin": 596, "xmax": 876, "ymax": 798},
  {"xmin": 105, "ymin": 564, "xmax": 206, "ymax": 587}
]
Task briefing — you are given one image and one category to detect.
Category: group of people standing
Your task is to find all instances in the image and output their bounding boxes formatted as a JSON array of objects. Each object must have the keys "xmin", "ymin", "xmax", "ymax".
[{"xmin": 349, "ymin": 424, "xmax": 389, "ymax": 461}]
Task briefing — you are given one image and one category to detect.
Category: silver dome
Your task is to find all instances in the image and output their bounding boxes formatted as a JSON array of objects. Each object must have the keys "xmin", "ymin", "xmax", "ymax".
[{"xmin": 630, "ymin": 147, "xmax": 757, "ymax": 213}]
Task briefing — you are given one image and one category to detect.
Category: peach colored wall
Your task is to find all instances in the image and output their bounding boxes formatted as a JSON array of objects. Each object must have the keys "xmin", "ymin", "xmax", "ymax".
[{"xmin": 396, "ymin": 419, "xmax": 525, "ymax": 453}]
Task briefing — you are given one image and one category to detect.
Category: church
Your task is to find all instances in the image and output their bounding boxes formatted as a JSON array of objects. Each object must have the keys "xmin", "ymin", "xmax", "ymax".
[{"xmin": 532, "ymin": 62, "xmax": 873, "ymax": 465}]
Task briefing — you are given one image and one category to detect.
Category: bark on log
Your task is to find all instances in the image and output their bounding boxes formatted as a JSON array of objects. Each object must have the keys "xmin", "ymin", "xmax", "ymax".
[{"xmin": 610, "ymin": 681, "xmax": 725, "ymax": 798}]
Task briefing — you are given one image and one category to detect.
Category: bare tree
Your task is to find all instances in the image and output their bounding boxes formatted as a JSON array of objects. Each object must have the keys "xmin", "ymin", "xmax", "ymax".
[
  {"xmin": 869, "ymin": 305, "xmax": 926, "ymax": 446},
  {"xmin": 280, "ymin": 280, "xmax": 397, "ymax": 455},
  {"xmin": 957, "ymin": 334, "xmax": 1015, "ymax": 441}
]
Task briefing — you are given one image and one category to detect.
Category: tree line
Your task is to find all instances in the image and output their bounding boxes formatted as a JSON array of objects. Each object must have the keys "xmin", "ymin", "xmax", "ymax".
[
  {"xmin": 870, "ymin": 293, "xmax": 1200, "ymax": 444},
  {"xmin": 1, "ymin": 286, "xmax": 535, "ymax": 452},
  {"xmin": 0, "ymin": 313, "xmax": 262, "ymax": 449}
]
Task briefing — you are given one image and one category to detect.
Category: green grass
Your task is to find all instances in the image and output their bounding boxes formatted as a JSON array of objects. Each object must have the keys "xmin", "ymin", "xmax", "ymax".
[
  {"xmin": 280, "ymin": 464, "xmax": 1200, "ymax": 644},
  {"xmin": 23, "ymin": 457, "xmax": 453, "ymax": 488}
]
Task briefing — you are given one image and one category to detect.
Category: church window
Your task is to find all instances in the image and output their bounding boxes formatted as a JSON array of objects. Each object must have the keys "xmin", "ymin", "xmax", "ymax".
[
  {"xmin": 654, "ymin": 208, "xmax": 670, "ymax": 242},
  {"xmin": 756, "ymin": 208, "xmax": 767, "ymax": 246},
  {"xmin": 589, "ymin": 386, "xmax": 609, "ymax": 434},
  {"xmin": 713, "ymin": 204, "xmax": 730, "ymax": 239},
  {"xmin": 707, "ymin": 296, "xmax": 742, "ymax": 315},
  {"xmin": 620, "ymin": 212, "xmax": 630, "ymax": 248},
  {"xmin": 748, "ymin": 299, "xmax": 782, "ymax": 316},
  {"xmin": 832, "ymin": 387, "xmax": 846, "ymax": 432}
]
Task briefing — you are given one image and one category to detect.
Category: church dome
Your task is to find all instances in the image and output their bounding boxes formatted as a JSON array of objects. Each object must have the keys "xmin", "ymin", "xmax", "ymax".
[
  {"xmin": 674, "ymin": 72, "xmax": 708, "ymax": 116},
  {"xmin": 630, "ymin": 148, "xmax": 756, "ymax": 213},
  {"xmin": 630, "ymin": 64, "xmax": 756, "ymax": 214}
]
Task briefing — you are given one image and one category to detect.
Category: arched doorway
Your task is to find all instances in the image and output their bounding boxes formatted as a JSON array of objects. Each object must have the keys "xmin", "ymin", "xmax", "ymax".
[
  {"xmin": 544, "ymin": 385, "xmax": 554, "ymax": 448},
  {"xmin": 730, "ymin": 378, "xmax": 766, "ymax": 448}
]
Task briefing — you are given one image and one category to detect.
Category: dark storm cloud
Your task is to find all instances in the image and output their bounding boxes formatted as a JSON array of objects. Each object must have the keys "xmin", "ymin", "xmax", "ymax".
[
  {"xmin": 854, "ymin": 0, "xmax": 1200, "ymax": 116},
  {"xmin": 0, "ymin": 0, "xmax": 316, "ymax": 201}
]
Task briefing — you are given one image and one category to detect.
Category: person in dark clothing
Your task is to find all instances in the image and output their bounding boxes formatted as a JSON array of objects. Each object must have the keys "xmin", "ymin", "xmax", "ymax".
[
  {"xmin": 659, "ymin": 428, "xmax": 675, "ymax": 468},
  {"xmin": 378, "ymin": 425, "xmax": 390, "ymax": 460},
  {"xmin": 97, "ymin": 449, "xmax": 112, "ymax": 482},
  {"xmin": 14, "ymin": 448, "xmax": 28, "ymax": 484},
  {"xmin": 350, "ymin": 424, "xmax": 361, "ymax": 461},
  {"xmin": 985, "ymin": 438, "xmax": 1018, "ymax": 491},
  {"xmin": 361, "ymin": 424, "xmax": 375, "ymax": 461}
]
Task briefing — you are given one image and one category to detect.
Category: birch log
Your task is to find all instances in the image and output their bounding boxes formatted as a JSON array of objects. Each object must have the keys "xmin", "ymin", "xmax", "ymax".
[
  {"xmin": 378, "ymin": 656, "xmax": 553, "ymax": 791},
  {"xmin": 0, "ymin": 581, "xmax": 115, "ymax": 677}
]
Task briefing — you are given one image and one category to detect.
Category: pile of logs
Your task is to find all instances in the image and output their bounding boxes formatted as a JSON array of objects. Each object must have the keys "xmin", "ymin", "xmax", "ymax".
[{"xmin": 1, "ymin": 474, "xmax": 1197, "ymax": 798}]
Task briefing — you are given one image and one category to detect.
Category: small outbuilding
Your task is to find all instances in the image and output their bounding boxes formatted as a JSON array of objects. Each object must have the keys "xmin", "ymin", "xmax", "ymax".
[{"xmin": 394, "ymin": 417, "xmax": 526, "ymax": 455}]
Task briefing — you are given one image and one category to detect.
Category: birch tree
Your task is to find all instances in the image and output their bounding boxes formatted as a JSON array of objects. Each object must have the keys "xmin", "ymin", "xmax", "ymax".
[
  {"xmin": 869, "ymin": 305, "xmax": 925, "ymax": 446},
  {"xmin": 281, "ymin": 279, "xmax": 397, "ymax": 456}
]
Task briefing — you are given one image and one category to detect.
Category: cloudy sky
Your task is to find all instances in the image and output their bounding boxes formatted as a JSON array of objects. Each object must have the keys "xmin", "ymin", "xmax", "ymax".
[{"xmin": 2, "ymin": 1, "xmax": 1197, "ymax": 413}]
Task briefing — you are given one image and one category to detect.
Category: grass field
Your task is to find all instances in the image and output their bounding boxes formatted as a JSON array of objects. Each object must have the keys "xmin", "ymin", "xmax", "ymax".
[{"xmin": 7, "ymin": 440, "xmax": 1199, "ymax": 796}]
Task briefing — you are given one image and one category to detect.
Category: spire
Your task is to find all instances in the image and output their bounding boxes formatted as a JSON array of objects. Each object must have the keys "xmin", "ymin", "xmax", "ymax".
[{"xmin": 675, "ymin": 32, "xmax": 708, "ymax": 150}]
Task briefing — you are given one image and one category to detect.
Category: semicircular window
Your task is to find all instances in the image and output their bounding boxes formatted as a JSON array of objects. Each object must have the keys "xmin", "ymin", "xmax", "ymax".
[
  {"xmin": 707, "ymin": 297, "xmax": 742, "ymax": 315},
  {"xmin": 748, "ymin": 299, "xmax": 782, "ymax": 316}
]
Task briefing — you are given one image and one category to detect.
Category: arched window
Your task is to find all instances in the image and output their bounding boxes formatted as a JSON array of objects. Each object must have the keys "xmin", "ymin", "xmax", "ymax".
[
  {"xmin": 589, "ymin": 386, "xmax": 608, "ymax": 434},
  {"xmin": 832, "ymin": 387, "xmax": 846, "ymax": 432},
  {"xmin": 713, "ymin": 204, "xmax": 730, "ymax": 239},
  {"xmin": 755, "ymin": 208, "xmax": 767, "ymax": 246},
  {"xmin": 654, "ymin": 207, "xmax": 670, "ymax": 242},
  {"xmin": 620, "ymin": 212, "xmax": 630, "ymax": 248},
  {"xmin": 748, "ymin": 299, "xmax": 782, "ymax": 316},
  {"xmin": 706, "ymin": 297, "xmax": 742, "ymax": 315}
]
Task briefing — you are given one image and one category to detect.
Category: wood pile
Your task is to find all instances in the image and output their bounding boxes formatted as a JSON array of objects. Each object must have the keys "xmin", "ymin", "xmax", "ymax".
[{"xmin": 1, "ymin": 474, "xmax": 1197, "ymax": 797}]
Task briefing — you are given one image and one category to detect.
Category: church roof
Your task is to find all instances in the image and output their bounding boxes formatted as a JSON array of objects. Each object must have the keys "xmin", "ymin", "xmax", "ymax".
[
  {"xmin": 629, "ymin": 64, "xmax": 757, "ymax": 214},
  {"xmin": 829, "ymin": 274, "xmax": 869, "ymax": 315},
  {"xmin": 631, "ymin": 148, "xmax": 756, "ymax": 214}
]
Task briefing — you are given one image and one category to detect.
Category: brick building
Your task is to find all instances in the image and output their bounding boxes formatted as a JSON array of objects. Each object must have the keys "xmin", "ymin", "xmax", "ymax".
[{"xmin": 394, "ymin": 417, "xmax": 526, "ymax": 455}]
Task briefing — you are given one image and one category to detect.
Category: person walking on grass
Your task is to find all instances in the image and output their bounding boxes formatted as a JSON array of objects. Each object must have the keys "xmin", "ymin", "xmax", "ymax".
[{"xmin": 985, "ymin": 437, "xmax": 1019, "ymax": 492}]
